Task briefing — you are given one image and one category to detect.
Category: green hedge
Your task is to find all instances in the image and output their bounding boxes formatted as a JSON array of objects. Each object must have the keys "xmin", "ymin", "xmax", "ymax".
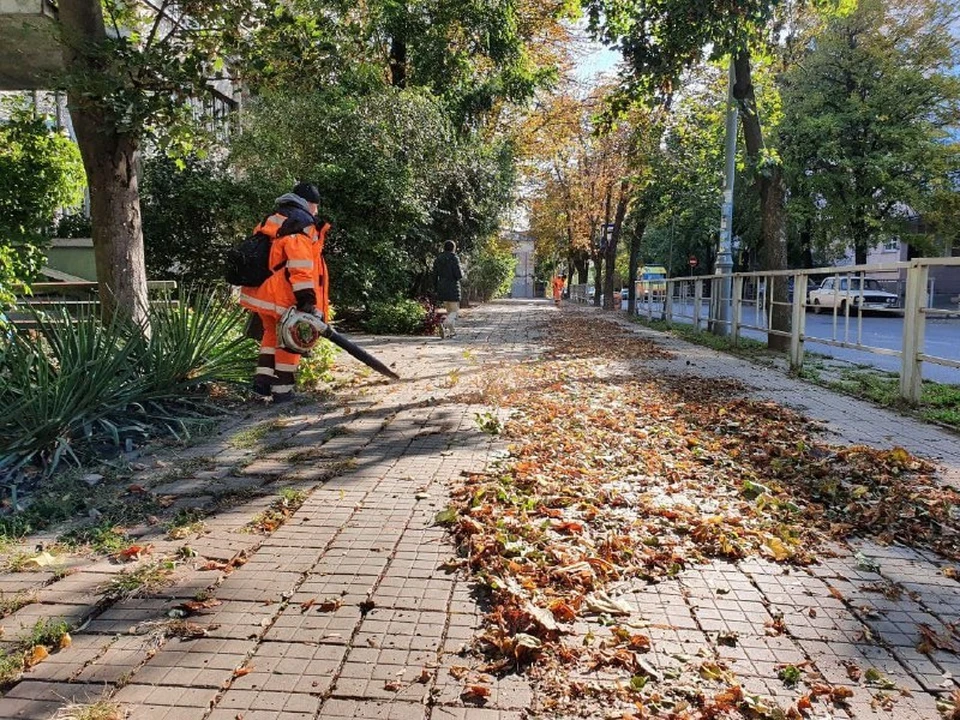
[{"xmin": 363, "ymin": 299, "xmax": 427, "ymax": 335}]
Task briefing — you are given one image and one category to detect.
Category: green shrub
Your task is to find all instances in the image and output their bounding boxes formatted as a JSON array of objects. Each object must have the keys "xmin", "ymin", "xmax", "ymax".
[
  {"xmin": 141, "ymin": 154, "xmax": 249, "ymax": 284},
  {"xmin": 0, "ymin": 97, "xmax": 86, "ymax": 306},
  {"xmin": 363, "ymin": 299, "xmax": 427, "ymax": 335},
  {"xmin": 297, "ymin": 341, "xmax": 340, "ymax": 389},
  {"xmin": 464, "ymin": 237, "xmax": 517, "ymax": 303}
]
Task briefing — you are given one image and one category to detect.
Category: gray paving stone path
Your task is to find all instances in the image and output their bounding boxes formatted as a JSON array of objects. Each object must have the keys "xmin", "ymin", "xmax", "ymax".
[{"xmin": 0, "ymin": 299, "xmax": 958, "ymax": 719}]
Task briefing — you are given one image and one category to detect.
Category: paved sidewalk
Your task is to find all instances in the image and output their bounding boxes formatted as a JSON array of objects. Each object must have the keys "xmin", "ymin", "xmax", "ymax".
[
  {"xmin": 0, "ymin": 299, "xmax": 959, "ymax": 719},
  {"xmin": 0, "ymin": 303, "xmax": 538, "ymax": 720}
]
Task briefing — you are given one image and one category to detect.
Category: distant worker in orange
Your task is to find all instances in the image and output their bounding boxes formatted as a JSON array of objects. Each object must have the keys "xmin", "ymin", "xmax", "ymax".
[
  {"xmin": 552, "ymin": 274, "xmax": 566, "ymax": 306},
  {"xmin": 239, "ymin": 183, "xmax": 331, "ymax": 403}
]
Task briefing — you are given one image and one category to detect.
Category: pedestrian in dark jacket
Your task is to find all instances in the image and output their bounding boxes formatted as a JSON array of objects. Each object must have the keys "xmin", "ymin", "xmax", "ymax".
[{"xmin": 433, "ymin": 240, "xmax": 463, "ymax": 339}]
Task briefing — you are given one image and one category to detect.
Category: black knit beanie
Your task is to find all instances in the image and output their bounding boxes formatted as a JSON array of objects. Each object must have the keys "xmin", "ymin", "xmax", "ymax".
[{"xmin": 292, "ymin": 182, "xmax": 321, "ymax": 204}]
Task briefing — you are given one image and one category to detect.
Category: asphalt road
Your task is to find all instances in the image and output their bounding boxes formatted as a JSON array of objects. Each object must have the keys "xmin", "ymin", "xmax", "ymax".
[{"xmin": 627, "ymin": 299, "xmax": 960, "ymax": 384}]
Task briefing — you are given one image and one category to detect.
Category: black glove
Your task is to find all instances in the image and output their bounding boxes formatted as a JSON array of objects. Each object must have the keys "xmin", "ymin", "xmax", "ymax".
[{"xmin": 294, "ymin": 288, "xmax": 317, "ymax": 312}]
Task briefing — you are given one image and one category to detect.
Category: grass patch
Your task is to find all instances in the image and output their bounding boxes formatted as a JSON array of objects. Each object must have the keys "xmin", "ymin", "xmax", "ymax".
[
  {"xmin": 633, "ymin": 316, "xmax": 773, "ymax": 360},
  {"xmin": 228, "ymin": 420, "xmax": 284, "ymax": 449},
  {"xmin": 153, "ymin": 455, "xmax": 217, "ymax": 484},
  {"xmin": 3, "ymin": 551, "xmax": 36, "ymax": 573},
  {"xmin": 286, "ymin": 447, "xmax": 331, "ymax": 463},
  {"xmin": 166, "ymin": 509, "xmax": 206, "ymax": 540},
  {"xmin": 0, "ymin": 649, "xmax": 24, "ymax": 687},
  {"xmin": 28, "ymin": 617, "xmax": 70, "ymax": 647},
  {"xmin": 0, "ymin": 617, "xmax": 73, "ymax": 688},
  {"xmin": 0, "ymin": 591, "xmax": 37, "ymax": 618},
  {"xmin": 100, "ymin": 560, "xmax": 175, "ymax": 600},
  {"xmin": 53, "ymin": 700, "xmax": 126, "ymax": 720},
  {"xmin": 59, "ymin": 522, "xmax": 130, "ymax": 554},
  {"xmin": 634, "ymin": 316, "xmax": 960, "ymax": 432},
  {"xmin": 246, "ymin": 488, "xmax": 308, "ymax": 534},
  {"xmin": 0, "ymin": 465, "xmax": 163, "ymax": 547},
  {"xmin": 823, "ymin": 369, "xmax": 960, "ymax": 431}
]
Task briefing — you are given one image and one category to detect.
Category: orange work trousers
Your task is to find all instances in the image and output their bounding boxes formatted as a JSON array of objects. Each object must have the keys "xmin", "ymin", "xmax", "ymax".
[{"xmin": 255, "ymin": 314, "xmax": 301, "ymax": 397}]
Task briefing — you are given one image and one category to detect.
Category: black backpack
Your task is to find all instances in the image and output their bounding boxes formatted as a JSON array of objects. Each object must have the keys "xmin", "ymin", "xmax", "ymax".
[{"xmin": 224, "ymin": 231, "xmax": 273, "ymax": 287}]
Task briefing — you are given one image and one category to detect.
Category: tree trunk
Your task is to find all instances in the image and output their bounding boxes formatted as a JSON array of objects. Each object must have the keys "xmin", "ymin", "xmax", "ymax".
[
  {"xmin": 800, "ymin": 219, "xmax": 814, "ymax": 269},
  {"xmin": 627, "ymin": 219, "xmax": 647, "ymax": 316},
  {"xmin": 389, "ymin": 38, "xmax": 407, "ymax": 88},
  {"xmin": 59, "ymin": 0, "xmax": 149, "ymax": 327},
  {"xmin": 854, "ymin": 241, "xmax": 868, "ymax": 265},
  {"xmin": 603, "ymin": 181, "xmax": 630, "ymax": 311},
  {"xmin": 574, "ymin": 253, "xmax": 589, "ymax": 285},
  {"xmin": 587, "ymin": 220, "xmax": 601, "ymax": 307},
  {"xmin": 733, "ymin": 51, "xmax": 789, "ymax": 351}
]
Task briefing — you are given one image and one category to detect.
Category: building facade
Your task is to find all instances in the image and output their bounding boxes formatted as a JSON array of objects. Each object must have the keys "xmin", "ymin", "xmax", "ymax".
[{"xmin": 504, "ymin": 230, "xmax": 535, "ymax": 299}]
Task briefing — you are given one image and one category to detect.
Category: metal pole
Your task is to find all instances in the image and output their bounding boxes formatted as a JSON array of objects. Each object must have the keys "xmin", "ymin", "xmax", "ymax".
[{"xmin": 714, "ymin": 57, "xmax": 737, "ymax": 337}]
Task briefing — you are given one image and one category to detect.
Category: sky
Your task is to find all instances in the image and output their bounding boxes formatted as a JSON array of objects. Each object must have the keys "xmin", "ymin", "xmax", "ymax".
[
  {"xmin": 568, "ymin": 17, "xmax": 622, "ymax": 84},
  {"xmin": 573, "ymin": 42, "xmax": 621, "ymax": 83}
]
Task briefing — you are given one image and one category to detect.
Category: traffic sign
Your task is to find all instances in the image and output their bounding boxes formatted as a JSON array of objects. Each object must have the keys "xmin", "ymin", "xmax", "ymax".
[{"xmin": 688, "ymin": 256, "xmax": 698, "ymax": 268}]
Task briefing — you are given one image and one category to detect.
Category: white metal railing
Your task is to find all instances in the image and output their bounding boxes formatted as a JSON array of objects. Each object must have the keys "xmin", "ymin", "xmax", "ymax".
[{"xmin": 620, "ymin": 258, "xmax": 960, "ymax": 403}]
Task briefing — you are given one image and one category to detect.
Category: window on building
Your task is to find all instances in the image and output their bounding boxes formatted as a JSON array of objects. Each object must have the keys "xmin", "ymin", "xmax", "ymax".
[{"xmin": 882, "ymin": 236, "xmax": 900, "ymax": 252}]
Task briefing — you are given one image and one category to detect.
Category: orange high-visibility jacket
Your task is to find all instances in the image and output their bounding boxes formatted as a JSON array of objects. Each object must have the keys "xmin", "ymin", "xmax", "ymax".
[
  {"xmin": 239, "ymin": 212, "xmax": 331, "ymax": 321},
  {"xmin": 552, "ymin": 276, "xmax": 564, "ymax": 296}
]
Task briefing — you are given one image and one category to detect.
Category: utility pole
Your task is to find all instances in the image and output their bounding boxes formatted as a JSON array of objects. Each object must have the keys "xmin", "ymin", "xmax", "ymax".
[{"xmin": 715, "ymin": 57, "xmax": 737, "ymax": 336}]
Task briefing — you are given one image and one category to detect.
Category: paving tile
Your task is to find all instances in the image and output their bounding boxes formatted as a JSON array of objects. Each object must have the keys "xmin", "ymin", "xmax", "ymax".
[
  {"xmin": 230, "ymin": 641, "xmax": 347, "ymax": 694},
  {"xmin": 187, "ymin": 599, "xmax": 279, "ymax": 640},
  {"xmin": 131, "ymin": 637, "xmax": 252, "ymax": 688},
  {"xmin": 332, "ymin": 646, "xmax": 435, "ymax": 702},
  {"xmin": 74, "ymin": 634, "xmax": 156, "ymax": 684},
  {"xmin": 215, "ymin": 687, "xmax": 321, "ymax": 715},
  {"xmin": 0, "ymin": 573, "xmax": 55, "ymax": 595},
  {"xmin": 84, "ymin": 597, "xmax": 176, "ymax": 635},
  {"xmin": 312, "ymin": 550, "xmax": 391, "ymax": 577},
  {"xmin": 215, "ymin": 570, "xmax": 301, "ymax": 603},
  {"xmin": 354, "ymin": 608, "xmax": 447, "ymax": 652},
  {"xmin": 433, "ymin": 655, "xmax": 533, "ymax": 709},
  {"xmin": 319, "ymin": 697, "xmax": 428, "ymax": 719},
  {"xmin": 36, "ymin": 572, "xmax": 107, "ymax": 605},
  {"xmin": 124, "ymin": 703, "xmax": 209, "ymax": 720},
  {"xmin": 292, "ymin": 572, "xmax": 377, "ymax": 607},
  {"xmin": 113, "ymin": 682, "xmax": 218, "ymax": 708},
  {"xmin": 2, "ymin": 604, "xmax": 97, "ymax": 643},
  {"xmin": 0, "ymin": 697, "xmax": 64, "ymax": 719},
  {"xmin": 262, "ymin": 603, "xmax": 361, "ymax": 644},
  {"xmin": 207, "ymin": 710, "xmax": 313, "ymax": 720},
  {"xmin": 373, "ymin": 573, "xmax": 454, "ymax": 612},
  {"xmin": 432, "ymin": 709, "xmax": 524, "ymax": 720},
  {"xmin": 3, "ymin": 681, "xmax": 106, "ymax": 704}
]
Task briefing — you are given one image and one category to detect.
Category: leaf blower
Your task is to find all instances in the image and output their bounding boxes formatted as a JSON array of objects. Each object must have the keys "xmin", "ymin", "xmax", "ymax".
[{"xmin": 278, "ymin": 307, "xmax": 399, "ymax": 380}]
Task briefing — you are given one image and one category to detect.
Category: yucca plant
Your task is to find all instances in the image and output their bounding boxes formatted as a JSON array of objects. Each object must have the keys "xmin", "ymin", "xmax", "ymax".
[
  {"xmin": 0, "ymin": 309, "xmax": 146, "ymax": 473},
  {"xmin": 0, "ymin": 289, "xmax": 257, "ymax": 478},
  {"xmin": 138, "ymin": 287, "xmax": 256, "ymax": 400}
]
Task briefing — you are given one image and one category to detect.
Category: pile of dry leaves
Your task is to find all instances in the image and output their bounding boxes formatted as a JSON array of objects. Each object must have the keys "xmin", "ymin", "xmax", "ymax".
[{"xmin": 444, "ymin": 314, "xmax": 958, "ymax": 719}]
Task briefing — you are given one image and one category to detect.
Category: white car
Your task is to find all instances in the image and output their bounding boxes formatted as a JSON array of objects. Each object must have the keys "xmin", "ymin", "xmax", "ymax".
[{"xmin": 808, "ymin": 277, "xmax": 899, "ymax": 314}]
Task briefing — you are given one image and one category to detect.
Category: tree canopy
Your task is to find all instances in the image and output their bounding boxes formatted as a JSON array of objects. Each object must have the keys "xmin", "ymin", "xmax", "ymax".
[{"xmin": 781, "ymin": 0, "xmax": 960, "ymax": 263}]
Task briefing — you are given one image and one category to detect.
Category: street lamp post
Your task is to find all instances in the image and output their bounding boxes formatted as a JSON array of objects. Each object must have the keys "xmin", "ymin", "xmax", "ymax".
[{"xmin": 715, "ymin": 57, "xmax": 737, "ymax": 336}]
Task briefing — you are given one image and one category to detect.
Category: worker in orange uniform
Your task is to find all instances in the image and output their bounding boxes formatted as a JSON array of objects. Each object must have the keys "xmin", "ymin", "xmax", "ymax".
[
  {"xmin": 552, "ymin": 274, "xmax": 566, "ymax": 306},
  {"xmin": 239, "ymin": 183, "xmax": 331, "ymax": 403}
]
